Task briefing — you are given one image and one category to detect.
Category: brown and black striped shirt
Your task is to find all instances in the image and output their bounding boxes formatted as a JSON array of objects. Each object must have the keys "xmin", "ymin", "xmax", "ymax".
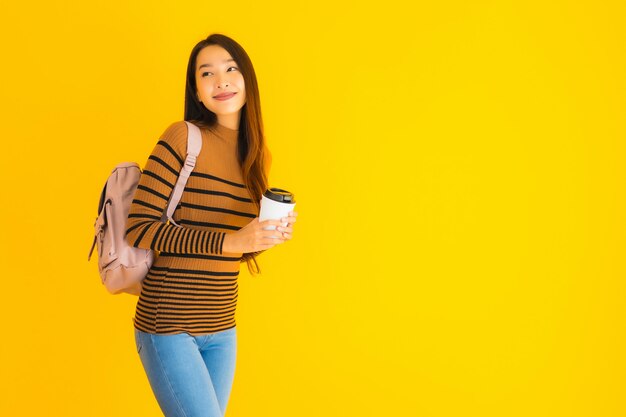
[{"xmin": 125, "ymin": 120, "xmax": 269, "ymax": 335}]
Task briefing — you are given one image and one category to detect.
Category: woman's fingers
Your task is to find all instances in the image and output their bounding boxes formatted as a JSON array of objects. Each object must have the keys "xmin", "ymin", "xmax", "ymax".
[
  {"xmin": 281, "ymin": 212, "xmax": 297, "ymax": 226},
  {"xmin": 277, "ymin": 225, "xmax": 293, "ymax": 234},
  {"xmin": 259, "ymin": 212, "xmax": 296, "ymax": 244},
  {"xmin": 280, "ymin": 212, "xmax": 297, "ymax": 239},
  {"xmin": 264, "ymin": 235, "xmax": 286, "ymax": 244}
]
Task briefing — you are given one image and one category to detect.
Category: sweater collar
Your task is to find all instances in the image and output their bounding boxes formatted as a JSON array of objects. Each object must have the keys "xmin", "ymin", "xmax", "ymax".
[{"xmin": 208, "ymin": 122, "xmax": 239, "ymax": 143}]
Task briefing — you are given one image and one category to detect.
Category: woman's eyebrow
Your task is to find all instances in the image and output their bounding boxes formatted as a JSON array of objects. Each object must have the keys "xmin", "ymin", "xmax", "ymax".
[{"xmin": 198, "ymin": 59, "xmax": 236, "ymax": 70}]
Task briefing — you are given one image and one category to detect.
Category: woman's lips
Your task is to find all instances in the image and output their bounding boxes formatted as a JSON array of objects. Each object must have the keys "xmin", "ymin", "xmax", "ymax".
[{"xmin": 213, "ymin": 92, "xmax": 236, "ymax": 101}]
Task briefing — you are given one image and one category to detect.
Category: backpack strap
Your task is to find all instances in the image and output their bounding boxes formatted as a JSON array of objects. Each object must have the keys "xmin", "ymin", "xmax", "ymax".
[{"xmin": 162, "ymin": 121, "xmax": 203, "ymax": 227}]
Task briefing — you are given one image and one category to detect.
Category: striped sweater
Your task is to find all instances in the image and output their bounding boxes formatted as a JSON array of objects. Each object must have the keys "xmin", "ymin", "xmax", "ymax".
[{"xmin": 125, "ymin": 120, "xmax": 269, "ymax": 335}]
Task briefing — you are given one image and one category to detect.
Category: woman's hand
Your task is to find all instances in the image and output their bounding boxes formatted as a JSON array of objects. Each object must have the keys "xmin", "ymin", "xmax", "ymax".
[
  {"xmin": 222, "ymin": 217, "xmax": 287, "ymax": 254},
  {"xmin": 276, "ymin": 211, "xmax": 298, "ymax": 241}
]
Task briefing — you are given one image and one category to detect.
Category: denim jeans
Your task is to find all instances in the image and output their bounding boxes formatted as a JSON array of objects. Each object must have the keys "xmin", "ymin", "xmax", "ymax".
[{"xmin": 134, "ymin": 326, "xmax": 237, "ymax": 417}]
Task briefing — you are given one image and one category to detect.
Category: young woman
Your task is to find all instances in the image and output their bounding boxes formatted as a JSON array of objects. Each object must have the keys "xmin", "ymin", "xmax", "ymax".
[{"xmin": 125, "ymin": 33, "xmax": 297, "ymax": 417}]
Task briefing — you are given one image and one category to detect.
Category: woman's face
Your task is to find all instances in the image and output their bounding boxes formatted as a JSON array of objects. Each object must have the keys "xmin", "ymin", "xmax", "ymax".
[{"xmin": 195, "ymin": 45, "xmax": 246, "ymax": 121}]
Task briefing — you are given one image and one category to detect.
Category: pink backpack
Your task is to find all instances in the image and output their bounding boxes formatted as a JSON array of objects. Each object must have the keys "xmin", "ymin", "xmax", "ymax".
[{"xmin": 88, "ymin": 121, "xmax": 203, "ymax": 295}]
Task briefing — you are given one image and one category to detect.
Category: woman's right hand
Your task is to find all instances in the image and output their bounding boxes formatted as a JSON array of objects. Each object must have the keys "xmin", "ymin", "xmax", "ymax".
[{"xmin": 222, "ymin": 217, "xmax": 286, "ymax": 254}]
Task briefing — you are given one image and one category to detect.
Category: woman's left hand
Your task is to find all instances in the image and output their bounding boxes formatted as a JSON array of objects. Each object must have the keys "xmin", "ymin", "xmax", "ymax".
[{"xmin": 277, "ymin": 211, "xmax": 297, "ymax": 241}]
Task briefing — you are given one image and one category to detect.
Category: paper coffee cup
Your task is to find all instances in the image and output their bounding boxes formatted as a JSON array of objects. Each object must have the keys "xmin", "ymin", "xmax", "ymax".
[{"xmin": 259, "ymin": 188, "xmax": 296, "ymax": 238}]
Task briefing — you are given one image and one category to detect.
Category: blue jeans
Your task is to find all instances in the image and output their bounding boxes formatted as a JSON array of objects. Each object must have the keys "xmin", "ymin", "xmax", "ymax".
[{"xmin": 134, "ymin": 326, "xmax": 237, "ymax": 417}]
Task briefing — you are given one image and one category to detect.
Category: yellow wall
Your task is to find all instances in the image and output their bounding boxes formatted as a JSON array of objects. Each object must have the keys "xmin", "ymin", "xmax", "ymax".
[{"xmin": 1, "ymin": 1, "xmax": 624, "ymax": 416}]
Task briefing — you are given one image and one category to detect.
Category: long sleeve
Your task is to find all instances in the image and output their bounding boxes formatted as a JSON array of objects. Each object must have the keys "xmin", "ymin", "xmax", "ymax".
[{"xmin": 125, "ymin": 121, "xmax": 226, "ymax": 255}]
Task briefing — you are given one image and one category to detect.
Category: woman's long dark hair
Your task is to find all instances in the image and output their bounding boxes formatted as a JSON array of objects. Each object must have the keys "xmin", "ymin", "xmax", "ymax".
[{"xmin": 184, "ymin": 33, "xmax": 271, "ymax": 275}]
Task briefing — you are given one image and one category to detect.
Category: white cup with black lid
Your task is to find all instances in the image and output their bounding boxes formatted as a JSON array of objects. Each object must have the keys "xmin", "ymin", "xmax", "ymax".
[{"xmin": 259, "ymin": 188, "xmax": 296, "ymax": 238}]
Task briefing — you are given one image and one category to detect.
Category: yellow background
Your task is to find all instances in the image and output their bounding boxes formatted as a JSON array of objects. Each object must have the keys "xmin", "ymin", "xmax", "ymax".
[{"xmin": 1, "ymin": 1, "xmax": 625, "ymax": 416}]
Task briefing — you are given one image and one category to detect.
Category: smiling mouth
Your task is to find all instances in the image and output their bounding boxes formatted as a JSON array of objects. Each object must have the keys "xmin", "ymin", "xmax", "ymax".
[{"xmin": 213, "ymin": 92, "xmax": 237, "ymax": 100}]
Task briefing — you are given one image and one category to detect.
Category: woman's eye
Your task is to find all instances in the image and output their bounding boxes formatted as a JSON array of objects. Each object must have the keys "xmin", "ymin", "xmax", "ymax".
[{"xmin": 201, "ymin": 67, "xmax": 238, "ymax": 77}]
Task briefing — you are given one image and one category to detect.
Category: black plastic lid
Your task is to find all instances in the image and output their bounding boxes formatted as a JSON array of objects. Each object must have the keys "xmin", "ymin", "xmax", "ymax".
[{"xmin": 263, "ymin": 187, "xmax": 295, "ymax": 203}]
